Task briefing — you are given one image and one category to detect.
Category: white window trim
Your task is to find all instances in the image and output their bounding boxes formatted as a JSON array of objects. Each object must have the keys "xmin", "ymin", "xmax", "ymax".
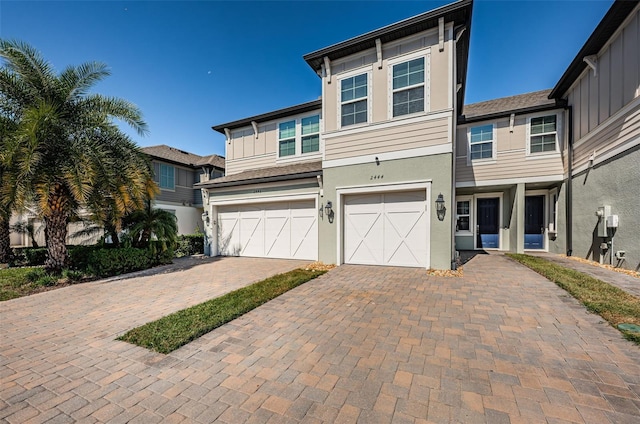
[
  {"xmin": 159, "ymin": 164, "xmax": 175, "ymax": 191},
  {"xmin": 337, "ymin": 67, "xmax": 372, "ymax": 130},
  {"xmin": 455, "ymin": 196, "xmax": 473, "ymax": 236},
  {"xmin": 526, "ymin": 112, "xmax": 562, "ymax": 158},
  {"xmin": 466, "ymin": 122, "xmax": 497, "ymax": 165},
  {"xmin": 277, "ymin": 119, "xmax": 297, "ymax": 159},
  {"xmin": 387, "ymin": 49, "xmax": 431, "ymax": 120},
  {"xmin": 276, "ymin": 113, "xmax": 323, "ymax": 161}
]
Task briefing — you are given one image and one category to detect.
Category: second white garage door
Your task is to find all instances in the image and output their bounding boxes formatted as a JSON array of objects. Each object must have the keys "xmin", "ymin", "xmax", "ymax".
[
  {"xmin": 344, "ymin": 191, "xmax": 428, "ymax": 267},
  {"xmin": 217, "ymin": 200, "xmax": 318, "ymax": 260}
]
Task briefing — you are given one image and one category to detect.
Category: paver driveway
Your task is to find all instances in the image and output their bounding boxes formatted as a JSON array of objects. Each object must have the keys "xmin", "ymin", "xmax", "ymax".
[{"xmin": 2, "ymin": 254, "xmax": 639, "ymax": 423}]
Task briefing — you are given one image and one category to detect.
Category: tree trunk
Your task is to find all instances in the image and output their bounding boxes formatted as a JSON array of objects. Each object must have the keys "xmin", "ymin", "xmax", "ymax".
[
  {"xmin": 0, "ymin": 213, "xmax": 10, "ymax": 264},
  {"xmin": 44, "ymin": 184, "xmax": 70, "ymax": 273}
]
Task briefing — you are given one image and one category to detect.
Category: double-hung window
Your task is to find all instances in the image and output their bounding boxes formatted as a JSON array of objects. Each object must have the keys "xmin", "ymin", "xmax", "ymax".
[
  {"xmin": 456, "ymin": 200, "xmax": 471, "ymax": 232},
  {"xmin": 301, "ymin": 115, "xmax": 320, "ymax": 154},
  {"xmin": 392, "ymin": 57, "xmax": 425, "ymax": 117},
  {"xmin": 278, "ymin": 114, "xmax": 321, "ymax": 158},
  {"xmin": 469, "ymin": 124, "xmax": 494, "ymax": 160},
  {"xmin": 340, "ymin": 74, "xmax": 368, "ymax": 127},
  {"xmin": 529, "ymin": 115, "xmax": 557, "ymax": 153},
  {"xmin": 278, "ymin": 120, "xmax": 296, "ymax": 157},
  {"xmin": 159, "ymin": 164, "xmax": 175, "ymax": 190}
]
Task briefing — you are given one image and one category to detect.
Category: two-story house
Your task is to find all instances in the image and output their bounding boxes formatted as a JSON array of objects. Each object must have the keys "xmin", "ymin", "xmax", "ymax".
[
  {"xmin": 141, "ymin": 145, "xmax": 225, "ymax": 235},
  {"xmin": 198, "ymin": 0, "xmax": 639, "ymax": 271}
]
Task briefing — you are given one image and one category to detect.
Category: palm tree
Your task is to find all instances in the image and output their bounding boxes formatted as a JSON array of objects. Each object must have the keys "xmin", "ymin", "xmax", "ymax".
[
  {"xmin": 123, "ymin": 202, "xmax": 178, "ymax": 253},
  {"xmin": 0, "ymin": 39, "xmax": 149, "ymax": 272}
]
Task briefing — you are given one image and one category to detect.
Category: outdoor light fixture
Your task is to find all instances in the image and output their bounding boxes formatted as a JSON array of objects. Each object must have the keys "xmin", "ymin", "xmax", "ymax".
[
  {"xmin": 324, "ymin": 201, "xmax": 334, "ymax": 223},
  {"xmin": 319, "ymin": 203, "xmax": 324, "ymax": 218},
  {"xmin": 435, "ymin": 193, "xmax": 446, "ymax": 221},
  {"xmin": 202, "ymin": 211, "xmax": 210, "ymax": 225}
]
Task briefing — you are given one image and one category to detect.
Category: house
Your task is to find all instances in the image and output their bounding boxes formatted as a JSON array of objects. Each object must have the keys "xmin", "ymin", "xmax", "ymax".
[
  {"xmin": 141, "ymin": 145, "xmax": 225, "ymax": 235},
  {"xmin": 9, "ymin": 145, "xmax": 225, "ymax": 247},
  {"xmin": 197, "ymin": 0, "xmax": 639, "ymax": 271}
]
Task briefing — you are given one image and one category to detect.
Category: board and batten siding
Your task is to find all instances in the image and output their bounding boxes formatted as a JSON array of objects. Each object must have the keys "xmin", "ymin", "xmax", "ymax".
[
  {"xmin": 324, "ymin": 116, "xmax": 450, "ymax": 162},
  {"xmin": 323, "ymin": 26, "xmax": 452, "ymax": 133},
  {"xmin": 567, "ymin": 5, "xmax": 639, "ymax": 144},
  {"xmin": 456, "ymin": 112, "xmax": 565, "ymax": 184},
  {"xmin": 573, "ymin": 100, "xmax": 640, "ymax": 170},
  {"xmin": 152, "ymin": 161, "xmax": 200, "ymax": 205}
]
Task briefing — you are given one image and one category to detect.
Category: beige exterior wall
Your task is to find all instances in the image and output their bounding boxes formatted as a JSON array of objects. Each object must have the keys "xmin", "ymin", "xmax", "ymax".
[
  {"xmin": 567, "ymin": 5, "xmax": 639, "ymax": 146},
  {"xmin": 455, "ymin": 110, "xmax": 565, "ymax": 184},
  {"xmin": 324, "ymin": 115, "xmax": 450, "ymax": 162},
  {"xmin": 322, "ymin": 26, "xmax": 453, "ymax": 133},
  {"xmin": 224, "ymin": 109, "xmax": 322, "ymax": 176}
]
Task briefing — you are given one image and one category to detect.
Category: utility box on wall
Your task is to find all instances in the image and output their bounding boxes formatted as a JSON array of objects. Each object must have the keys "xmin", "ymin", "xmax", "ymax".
[{"xmin": 596, "ymin": 205, "xmax": 611, "ymax": 238}]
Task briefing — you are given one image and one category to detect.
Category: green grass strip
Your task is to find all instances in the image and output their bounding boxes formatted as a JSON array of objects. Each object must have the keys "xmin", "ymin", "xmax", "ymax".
[
  {"xmin": 506, "ymin": 253, "xmax": 640, "ymax": 345},
  {"xmin": 118, "ymin": 268, "xmax": 326, "ymax": 353},
  {"xmin": 0, "ymin": 267, "xmax": 44, "ymax": 301}
]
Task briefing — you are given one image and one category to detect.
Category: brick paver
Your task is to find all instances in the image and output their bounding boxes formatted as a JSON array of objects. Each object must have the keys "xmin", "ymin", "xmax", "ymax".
[{"xmin": 2, "ymin": 254, "xmax": 640, "ymax": 423}]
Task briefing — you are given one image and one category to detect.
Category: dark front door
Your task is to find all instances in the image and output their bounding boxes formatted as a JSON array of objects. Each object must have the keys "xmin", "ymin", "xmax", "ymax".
[
  {"xmin": 525, "ymin": 195, "xmax": 545, "ymax": 249},
  {"xmin": 476, "ymin": 198, "xmax": 499, "ymax": 249}
]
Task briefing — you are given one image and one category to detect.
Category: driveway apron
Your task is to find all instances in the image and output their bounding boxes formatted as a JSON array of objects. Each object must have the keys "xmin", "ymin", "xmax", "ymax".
[{"xmin": 1, "ymin": 254, "xmax": 639, "ymax": 423}]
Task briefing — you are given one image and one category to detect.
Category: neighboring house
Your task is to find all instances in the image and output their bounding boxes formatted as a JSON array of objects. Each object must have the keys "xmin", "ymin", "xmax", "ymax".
[
  {"xmin": 9, "ymin": 145, "xmax": 224, "ymax": 247},
  {"xmin": 141, "ymin": 145, "xmax": 225, "ymax": 235},
  {"xmin": 197, "ymin": 0, "xmax": 638, "ymax": 271}
]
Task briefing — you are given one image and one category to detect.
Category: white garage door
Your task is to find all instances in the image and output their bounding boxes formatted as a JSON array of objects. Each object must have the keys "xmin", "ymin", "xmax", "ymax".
[
  {"xmin": 217, "ymin": 200, "xmax": 318, "ymax": 260},
  {"xmin": 344, "ymin": 191, "xmax": 428, "ymax": 267}
]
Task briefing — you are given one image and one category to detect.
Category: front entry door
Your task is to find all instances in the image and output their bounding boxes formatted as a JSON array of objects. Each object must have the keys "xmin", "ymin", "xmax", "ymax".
[
  {"xmin": 476, "ymin": 198, "xmax": 499, "ymax": 249},
  {"xmin": 525, "ymin": 195, "xmax": 545, "ymax": 249}
]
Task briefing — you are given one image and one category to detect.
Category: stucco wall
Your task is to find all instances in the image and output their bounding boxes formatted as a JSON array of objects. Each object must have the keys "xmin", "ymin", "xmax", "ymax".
[
  {"xmin": 570, "ymin": 146, "xmax": 640, "ymax": 270},
  {"xmin": 319, "ymin": 153, "xmax": 453, "ymax": 269}
]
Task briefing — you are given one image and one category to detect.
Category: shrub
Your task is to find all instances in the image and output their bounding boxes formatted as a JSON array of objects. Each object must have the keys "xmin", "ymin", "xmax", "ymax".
[
  {"xmin": 175, "ymin": 234, "xmax": 204, "ymax": 257},
  {"xmin": 10, "ymin": 247, "xmax": 48, "ymax": 267},
  {"xmin": 68, "ymin": 245, "xmax": 101, "ymax": 270},
  {"xmin": 85, "ymin": 248, "xmax": 154, "ymax": 277},
  {"xmin": 25, "ymin": 268, "xmax": 47, "ymax": 282},
  {"xmin": 62, "ymin": 269, "xmax": 84, "ymax": 282}
]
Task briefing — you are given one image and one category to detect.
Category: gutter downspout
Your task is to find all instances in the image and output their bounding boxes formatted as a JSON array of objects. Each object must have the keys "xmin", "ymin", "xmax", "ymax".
[{"xmin": 565, "ymin": 104, "xmax": 573, "ymax": 257}]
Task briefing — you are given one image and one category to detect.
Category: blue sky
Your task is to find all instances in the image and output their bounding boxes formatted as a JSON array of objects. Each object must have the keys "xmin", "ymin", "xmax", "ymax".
[{"xmin": 1, "ymin": 0, "xmax": 613, "ymax": 157}]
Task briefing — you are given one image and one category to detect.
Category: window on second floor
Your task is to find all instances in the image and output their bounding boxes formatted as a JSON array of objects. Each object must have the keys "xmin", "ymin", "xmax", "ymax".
[
  {"xmin": 528, "ymin": 115, "xmax": 558, "ymax": 154},
  {"xmin": 392, "ymin": 57, "xmax": 425, "ymax": 117},
  {"xmin": 340, "ymin": 74, "xmax": 368, "ymax": 127},
  {"xmin": 278, "ymin": 114, "xmax": 321, "ymax": 158},
  {"xmin": 159, "ymin": 164, "xmax": 175, "ymax": 190},
  {"xmin": 469, "ymin": 124, "xmax": 494, "ymax": 160}
]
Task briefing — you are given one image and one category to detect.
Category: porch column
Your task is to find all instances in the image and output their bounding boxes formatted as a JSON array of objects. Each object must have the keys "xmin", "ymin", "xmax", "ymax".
[{"xmin": 515, "ymin": 183, "xmax": 525, "ymax": 254}]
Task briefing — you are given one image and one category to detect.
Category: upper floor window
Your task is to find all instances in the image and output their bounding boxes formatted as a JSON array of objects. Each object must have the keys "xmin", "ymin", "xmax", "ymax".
[
  {"xmin": 159, "ymin": 164, "xmax": 175, "ymax": 190},
  {"xmin": 278, "ymin": 120, "xmax": 296, "ymax": 157},
  {"xmin": 529, "ymin": 115, "xmax": 557, "ymax": 154},
  {"xmin": 469, "ymin": 124, "xmax": 494, "ymax": 160},
  {"xmin": 301, "ymin": 115, "xmax": 320, "ymax": 154},
  {"xmin": 341, "ymin": 74, "xmax": 368, "ymax": 126},
  {"xmin": 392, "ymin": 57, "xmax": 425, "ymax": 117},
  {"xmin": 278, "ymin": 114, "xmax": 321, "ymax": 158}
]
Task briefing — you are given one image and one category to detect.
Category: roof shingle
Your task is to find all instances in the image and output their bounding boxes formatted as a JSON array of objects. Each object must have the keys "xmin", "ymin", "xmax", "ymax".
[
  {"xmin": 141, "ymin": 145, "xmax": 224, "ymax": 169},
  {"xmin": 461, "ymin": 89, "xmax": 557, "ymax": 122},
  {"xmin": 195, "ymin": 161, "xmax": 322, "ymax": 189}
]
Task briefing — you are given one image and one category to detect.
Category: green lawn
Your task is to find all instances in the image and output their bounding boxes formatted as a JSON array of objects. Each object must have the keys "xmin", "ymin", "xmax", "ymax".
[
  {"xmin": 0, "ymin": 267, "xmax": 48, "ymax": 301},
  {"xmin": 507, "ymin": 253, "xmax": 640, "ymax": 345},
  {"xmin": 118, "ymin": 268, "xmax": 327, "ymax": 353}
]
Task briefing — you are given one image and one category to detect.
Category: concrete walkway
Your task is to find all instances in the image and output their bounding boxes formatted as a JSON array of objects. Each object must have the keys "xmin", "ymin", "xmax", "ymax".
[
  {"xmin": 1, "ymin": 255, "xmax": 639, "ymax": 423},
  {"xmin": 529, "ymin": 252, "xmax": 640, "ymax": 298}
]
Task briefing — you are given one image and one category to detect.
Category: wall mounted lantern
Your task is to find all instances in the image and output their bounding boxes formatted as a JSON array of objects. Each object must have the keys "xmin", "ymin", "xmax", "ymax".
[
  {"xmin": 324, "ymin": 201, "xmax": 334, "ymax": 223},
  {"xmin": 201, "ymin": 211, "xmax": 210, "ymax": 225},
  {"xmin": 435, "ymin": 193, "xmax": 446, "ymax": 221}
]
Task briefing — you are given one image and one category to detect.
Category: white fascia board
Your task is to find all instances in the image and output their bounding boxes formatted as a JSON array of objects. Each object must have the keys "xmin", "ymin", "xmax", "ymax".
[
  {"xmin": 323, "ymin": 143, "xmax": 452, "ymax": 169},
  {"xmin": 210, "ymin": 192, "xmax": 318, "ymax": 206},
  {"xmin": 455, "ymin": 174, "xmax": 564, "ymax": 188}
]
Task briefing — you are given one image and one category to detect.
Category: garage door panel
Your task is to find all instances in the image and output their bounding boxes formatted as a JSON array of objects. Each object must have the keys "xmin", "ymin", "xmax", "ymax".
[
  {"xmin": 217, "ymin": 200, "xmax": 317, "ymax": 260},
  {"xmin": 345, "ymin": 190, "xmax": 428, "ymax": 268}
]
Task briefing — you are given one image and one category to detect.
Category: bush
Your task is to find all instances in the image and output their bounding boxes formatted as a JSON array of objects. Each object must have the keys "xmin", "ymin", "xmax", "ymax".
[
  {"xmin": 10, "ymin": 247, "xmax": 48, "ymax": 267},
  {"xmin": 84, "ymin": 246, "xmax": 173, "ymax": 278},
  {"xmin": 24, "ymin": 268, "xmax": 57, "ymax": 287},
  {"xmin": 175, "ymin": 234, "xmax": 204, "ymax": 257},
  {"xmin": 68, "ymin": 245, "xmax": 101, "ymax": 271},
  {"xmin": 62, "ymin": 269, "xmax": 84, "ymax": 282}
]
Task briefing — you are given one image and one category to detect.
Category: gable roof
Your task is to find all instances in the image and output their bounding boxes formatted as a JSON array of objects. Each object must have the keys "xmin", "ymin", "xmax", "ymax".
[
  {"xmin": 141, "ymin": 145, "xmax": 225, "ymax": 169},
  {"xmin": 549, "ymin": 0, "xmax": 639, "ymax": 99},
  {"xmin": 459, "ymin": 89, "xmax": 558, "ymax": 123},
  {"xmin": 303, "ymin": 0, "xmax": 473, "ymax": 109},
  {"xmin": 212, "ymin": 100, "xmax": 322, "ymax": 134},
  {"xmin": 195, "ymin": 161, "xmax": 322, "ymax": 189}
]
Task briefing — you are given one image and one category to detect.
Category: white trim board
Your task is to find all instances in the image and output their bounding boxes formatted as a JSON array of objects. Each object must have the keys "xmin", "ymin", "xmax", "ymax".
[
  {"xmin": 571, "ymin": 135, "xmax": 640, "ymax": 176},
  {"xmin": 455, "ymin": 174, "xmax": 564, "ymax": 188},
  {"xmin": 210, "ymin": 192, "xmax": 318, "ymax": 206},
  {"xmin": 323, "ymin": 143, "xmax": 452, "ymax": 169},
  {"xmin": 572, "ymin": 96, "xmax": 640, "ymax": 150}
]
